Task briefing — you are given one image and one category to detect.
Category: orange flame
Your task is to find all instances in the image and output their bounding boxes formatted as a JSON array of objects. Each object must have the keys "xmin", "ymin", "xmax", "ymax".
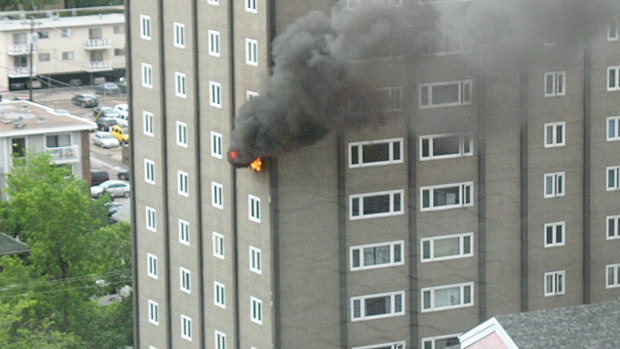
[{"xmin": 249, "ymin": 158, "xmax": 262, "ymax": 172}]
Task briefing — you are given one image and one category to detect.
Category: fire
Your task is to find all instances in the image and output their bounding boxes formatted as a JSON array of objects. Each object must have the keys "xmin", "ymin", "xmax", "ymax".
[{"xmin": 249, "ymin": 158, "xmax": 262, "ymax": 172}]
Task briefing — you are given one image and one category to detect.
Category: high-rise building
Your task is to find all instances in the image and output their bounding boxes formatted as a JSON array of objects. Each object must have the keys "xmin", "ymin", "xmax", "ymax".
[{"xmin": 127, "ymin": 1, "xmax": 620, "ymax": 348}]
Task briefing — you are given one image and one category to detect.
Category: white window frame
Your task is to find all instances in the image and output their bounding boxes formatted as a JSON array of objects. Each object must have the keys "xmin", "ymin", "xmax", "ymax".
[
  {"xmin": 180, "ymin": 267, "xmax": 191, "ymax": 294},
  {"xmin": 419, "ymin": 80, "xmax": 472, "ymax": 108},
  {"xmin": 180, "ymin": 315, "xmax": 192, "ymax": 341},
  {"xmin": 146, "ymin": 206, "xmax": 157, "ymax": 232},
  {"xmin": 211, "ymin": 182, "xmax": 223, "ymax": 209},
  {"xmin": 246, "ymin": 90, "xmax": 259, "ymax": 101},
  {"xmin": 543, "ymin": 172, "xmax": 565, "ymax": 198},
  {"xmin": 250, "ymin": 246, "xmax": 262, "ymax": 274},
  {"xmin": 420, "ymin": 182, "xmax": 474, "ymax": 211},
  {"xmin": 215, "ymin": 330, "xmax": 226, "ymax": 349},
  {"xmin": 175, "ymin": 72, "xmax": 187, "ymax": 98},
  {"xmin": 177, "ymin": 170, "xmax": 189, "ymax": 197},
  {"xmin": 609, "ymin": 17, "xmax": 619, "ymax": 41},
  {"xmin": 544, "ymin": 270, "xmax": 565, "ymax": 296},
  {"xmin": 249, "ymin": 195, "xmax": 261, "ymax": 223},
  {"xmin": 147, "ymin": 253, "xmax": 158, "ymax": 279},
  {"xmin": 214, "ymin": 281, "xmax": 225, "ymax": 308},
  {"xmin": 350, "ymin": 240, "xmax": 404, "ymax": 271},
  {"xmin": 61, "ymin": 28, "xmax": 73, "ymax": 38},
  {"xmin": 353, "ymin": 342, "xmax": 405, "ymax": 349},
  {"xmin": 544, "ymin": 122, "xmax": 565, "ymax": 147},
  {"xmin": 421, "ymin": 233, "xmax": 473, "ymax": 262},
  {"xmin": 421, "ymin": 282, "xmax": 474, "ymax": 312},
  {"xmin": 544, "ymin": 222, "xmax": 565, "ymax": 247},
  {"xmin": 245, "ymin": 0, "xmax": 257, "ymax": 13},
  {"xmin": 208, "ymin": 30, "xmax": 220, "ymax": 57},
  {"xmin": 245, "ymin": 38, "xmax": 258, "ymax": 66},
  {"xmin": 140, "ymin": 15, "xmax": 151, "ymax": 40},
  {"xmin": 142, "ymin": 63, "xmax": 153, "ymax": 88},
  {"xmin": 144, "ymin": 159, "xmax": 155, "ymax": 184},
  {"xmin": 210, "ymin": 81, "xmax": 222, "ymax": 108},
  {"xmin": 143, "ymin": 111, "xmax": 154, "ymax": 136},
  {"xmin": 349, "ymin": 138, "xmax": 404, "ymax": 168},
  {"xmin": 250, "ymin": 297, "xmax": 263, "ymax": 324},
  {"xmin": 62, "ymin": 51, "xmax": 74, "ymax": 60},
  {"xmin": 173, "ymin": 22, "xmax": 185, "ymax": 48},
  {"xmin": 351, "ymin": 291, "xmax": 405, "ymax": 321},
  {"xmin": 213, "ymin": 232, "xmax": 225, "ymax": 259},
  {"xmin": 544, "ymin": 71, "xmax": 566, "ymax": 97},
  {"xmin": 607, "ymin": 166, "xmax": 620, "ymax": 191},
  {"xmin": 148, "ymin": 300, "xmax": 159, "ymax": 325},
  {"xmin": 421, "ymin": 334, "xmax": 461, "ymax": 349},
  {"xmin": 179, "ymin": 219, "xmax": 190, "ymax": 246},
  {"xmin": 211, "ymin": 131, "xmax": 223, "ymax": 158},
  {"xmin": 607, "ymin": 116, "xmax": 620, "ymax": 141},
  {"xmin": 350, "ymin": 189, "xmax": 404, "ymax": 220},
  {"xmin": 419, "ymin": 133, "xmax": 473, "ymax": 160},
  {"xmin": 176, "ymin": 121, "xmax": 188, "ymax": 147},
  {"xmin": 607, "ymin": 215, "xmax": 620, "ymax": 240},
  {"xmin": 608, "ymin": 66, "xmax": 620, "ymax": 91},
  {"xmin": 207, "ymin": 0, "xmax": 219, "ymax": 5},
  {"xmin": 606, "ymin": 264, "xmax": 620, "ymax": 288}
]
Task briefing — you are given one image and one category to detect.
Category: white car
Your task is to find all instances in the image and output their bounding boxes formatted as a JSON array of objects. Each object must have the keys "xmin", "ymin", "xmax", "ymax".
[
  {"xmin": 112, "ymin": 104, "xmax": 129, "ymax": 127},
  {"xmin": 91, "ymin": 180, "xmax": 131, "ymax": 198},
  {"xmin": 114, "ymin": 103, "xmax": 128, "ymax": 117},
  {"xmin": 92, "ymin": 132, "xmax": 120, "ymax": 149}
]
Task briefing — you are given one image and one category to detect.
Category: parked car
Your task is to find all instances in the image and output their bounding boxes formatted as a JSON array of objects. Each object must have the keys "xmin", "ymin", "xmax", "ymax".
[
  {"xmin": 90, "ymin": 180, "xmax": 131, "ymax": 198},
  {"xmin": 71, "ymin": 93, "xmax": 99, "ymax": 108},
  {"xmin": 114, "ymin": 103, "xmax": 128, "ymax": 117},
  {"xmin": 91, "ymin": 170, "xmax": 110, "ymax": 186},
  {"xmin": 93, "ymin": 106, "xmax": 121, "ymax": 119},
  {"xmin": 92, "ymin": 131, "xmax": 120, "ymax": 148},
  {"xmin": 110, "ymin": 125, "xmax": 129, "ymax": 145},
  {"xmin": 117, "ymin": 170, "xmax": 130, "ymax": 181},
  {"xmin": 94, "ymin": 82, "xmax": 120, "ymax": 95},
  {"xmin": 96, "ymin": 117, "xmax": 118, "ymax": 131}
]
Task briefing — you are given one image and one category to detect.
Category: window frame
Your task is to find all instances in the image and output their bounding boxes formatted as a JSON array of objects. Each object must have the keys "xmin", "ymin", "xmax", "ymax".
[
  {"xmin": 245, "ymin": 38, "xmax": 258, "ymax": 66},
  {"xmin": 250, "ymin": 246, "xmax": 262, "ymax": 274},
  {"xmin": 142, "ymin": 63, "xmax": 153, "ymax": 88},
  {"xmin": 211, "ymin": 182, "xmax": 223, "ymax": 209},
  {"xmin": 608, "ymin": 66, "xmax": 620, "ymax": 91},
  {"xmin": 421, "ymin": 282, "xmax": 474, "ymax": 312},
  {"xmin": 351, "ymin": 291, "xmax": 405, "ymax": 321},
  {"xmin": 419, "ymin": 133, "xmax": 473, "ymax": 160},
  {"xmin": 213, "ymin": 232, "xmax": 225, "ymax": 259},
  {"xmin": 606, "ymin": 264, "xmax": 620, "ymax": 288},
  {"xmin": 175, "ymin": 72, "xmax": 187, "ymax": 98},
  {"xmin": 350, "ymin": 240, "xmax": 405, "ymax": 271},
  {"xmin": 349, "ymin": 138, "xmax": 404, "ymax": 168},
  {"xmin": 207, "ymin": 0, "xmax": 219, "ymax": 5},
  {"xmin": 140, "ymin": 15, "xmax": 151, "ymax": 40},
  {"xmin": 177, "ymin": 170, "xmax": 189, "ymax": 197},
  {"xmin": 607, "ymin": 166, "xmax": 620, "ymax": 191},
  {"xmin": 146, "ymin": 206, "xmax": 157, "ymax": 232},
  {"xmin": 147, "ymin": 253, "xmax": 158, "ymax": 279},
  {"xmin": 419, "ymin": 80, "xmax": 472, "ymax": 109},
  {"xmin": 210, "ymin": 81, "xmax": 222, "ymax": 108},
  {"xmin": 215, "ymin": 330, "xmax": 226, "ymax": 349},
  {"xmin": 245, "ymin": 0, "xmax": 257, "ymax": 13},
  {"xmin": 544, "ymin": 270, "xmax": 565, "ymax": 296},
  {"xmin": 179, "ymin": 219, "xmax": 190, "ymax": 246},
  {"xmin": 148, "ymin": 300, "xmax": 159, "ymax": 325},
  {"xmin": 211, "ymin": 131, "xmax": 223, "ymax": 158},
  {"xmin": 609, "ymin": 17, "xmax": 619, "ymax": 41},
  {"xmin": 420, "ymin": 182, "xmax": 474, "ymax": 211},
  {"xmin": 544, "ymin": 71, "xmax": 566, "ymax": 97},
  {"xmin": 544, "ymin": 221, "xmax": 565, "ymax": 247},
  {"xmin": 607, "ymin": 116, "xmax": 620, "ymax": 141},
  {"xmin": 353, "ymin": 342, "xmax": 405, "ymax": 349},
  {"xmin": 180, "ymin": 267, "xmax": 191, "ymax": 294},
  {"xmin": 143, "ymin": 111, "xmax": 154, "ymax": 136},
  {"xmin": 173, "ymin": 22, "xmax": 185, "ymax": 48},
  {"xmin": 250, "ymin": 297, "xmax": 263, "ymax": 324},
  {"xmin": 144, "ymin": 159, "xmax": 155, "ymax": 184},
  {"xmin": 544, "ymin": 122, "xmax": 566, "ymax": 147},
  {"xmin": 543, "ymin": 172, "xmax": 565, "ymax": 198},
  {"xmin": 248, "ymin": 195, "xmax": 261, "ymax": 223},
  {"xmin": 349, "ymin": 189, "xmax": 404, "ymax": 220},
  {"xmin": 607, "ymin": 215, "xmax": 620, "ymax": 240},
  {"xmin": 421, "ymin": 334, "xmax": 461, "ymax": 349},
  {"xmin": 208, "ymin": 30, "xmax": 220, "ymax": 57},
  {"xmin": 176, "ymin": 121, "xmax": 188, "ymax": 147},
  {"xmin": 421, "ymin": 232, "xmax": 474, "ymax": 262},
  {"xmin": 180, "ymin": 315, "xmax": 192, "ymax": 341},
  {"xmin": 214, "ymin": 281, "xmax": 225, "ymax": 308}
]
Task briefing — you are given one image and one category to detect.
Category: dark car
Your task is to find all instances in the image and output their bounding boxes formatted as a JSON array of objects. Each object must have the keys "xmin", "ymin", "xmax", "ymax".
[
  {"xmin": 96, "ymin": 116, "xmax": 118, "ymax": 131},
  {"xmin": 94, "ymin": 82, "xmax": 120, "ymax": 95},
  {"xmin": 93, "ymin": 106, "xmax": 121, "ymax": 119},
  {"xmin": 117, "ymin": 170, "xmax": 130, "ymax": 181},
  {"xmin": 91, "ymin": 170, "xmax": 110, "ymax": 187},
  {"xmin": 71, "ymin": 93, "xmax": 99, "ymax": 108}
]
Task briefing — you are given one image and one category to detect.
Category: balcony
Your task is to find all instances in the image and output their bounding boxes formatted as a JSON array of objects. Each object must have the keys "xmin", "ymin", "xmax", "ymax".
[
  {"xmin": 7, "ymin": 44, "xmax": 32, "ymax": 56},
  {"xmin": 8, "ymin": 66, "xmax": 36, "ymax": 78},
  {"xmin": 86, "ymin": 60, "xmax": 112, "ymax": 72},
  {"xmin": 47, "ymin": 145, "xmax": 79, "ymax": 163},
  {"xmin": 84, "ymin": 38, "xmax": 111, "ymax": 50}
]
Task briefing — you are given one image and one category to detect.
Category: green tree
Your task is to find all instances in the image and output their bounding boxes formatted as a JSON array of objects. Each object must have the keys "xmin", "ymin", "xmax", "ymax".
[{"xmin": 0, "ymin": 0, "xmax": 59, "ymax": 11}]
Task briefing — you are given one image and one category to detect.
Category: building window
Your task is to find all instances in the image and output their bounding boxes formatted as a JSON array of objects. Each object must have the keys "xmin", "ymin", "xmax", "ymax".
[
  {"xmin": 351, "ymin": 87, "xmax": 403, "ymax": 113},
  {"xmin": 606, "ymin": 264, "xmax": 620, "ymax": 288},
  {"xmin": 180, "ymin": 315, "xmax": 192, "ymax": 341},
  {"xmin": 544, "ymin": 122, "xmax": 565, "ymax": 147},
  {"xmin": 173, "ymin": 22, "xmax": 185, "ymax": 48},
  {"xmin": 247, "ymin": 90, "xmax": 259, "ymax": 101},
  {"xmin": 250, "ymin": 246, "xmax": 262, "ymax": 274},
  {"xmin": 544, "ymin": 71, "xmax": 566, "ymax": 97},
  {"xmin": 208, "ymin": 30, "xmax": 220, "ymax": 57},
  {"xmin": 213, "ymin": 232, "xmax": 224, "ymax": 259},
  {"xmin": 179, "ymin": 219, "xmax": 190, "ymax": 246},
  {"xmin": 544, "ymin": 222, "xmax": 565, "ymax": 247},
  {"xmin": 607, "ymin": 215, "xmax": 620, "ymax": 239},
  {"xmin": 609, "ymin": 18, "xmax": 619, "ymax": 41},
  {"xmin": 214, "ymin": 281, "xmax": 225, "ymax": 308},
  {"xmin": 62, "ymin": 51, "xmax": 74, "ymax": 60},
  {"xmin": 114, "ymin": 25, "xmax": 124, "ymax": 34},
  {"xmin": 177, "ymin": 121, "xmax": 188, "ymax": 147},
  {"xmin": 349, "ymin": 138, "xmax": 403, "ymax": 168},
  {"xmin": 419, "ymin": 80, "xmax": 472, "ymax": 108},
  {"xmin": 177, "ymin": 171, "xmax": 189, "ymax": 197},
  {"xmin": 421, "ymin": 233, "xmax": 473, "ymax": 262},
  {"xmin": 215, "ymin": 330, "xmax": 226, "ymax": 349},
  {"xmin": 180, "ymin": 267, "xmax": 191, "ymax": 294},
  {"xmin": 607, "ymin": 166, "xmax": 620, "ymax": 191},
  {"xmin": 140, "ymin": 15, "xmax": 151, "ymax": 39},
  {"xmin": 147, "ymin": 253, "xmax": 158, "ymax": 279},
  {"xmin": 245, "ymin": 39, "xmax": 258, "ymax": 66},
  {"xmin": 207, "ymin": 0, "xmax": 219, "ymax": 5},
  {"xmin": 148, "ymin": 300, "xmax": 159, "ymax": 325},
  {"xmin": 143, "ymin": 111, "xmax": 154, "ymax": 136},
  {"xmin": 211, "ymin": 182, "xmax": 223, "ymax": 209},
  {"xmin": 421, "ymin": 182, "xmax": 473, "ymax": 211},
  {"xmin": 114, "ymin": 48, "xmax": 125, "ymax": 56},
  {"xmin": 245, "ymin": 0, "xmax": 257, "ymax": 13},
  {"xmin": 608, "ymin": 66, "xmax": 620, "ymax": 91},
  {"xmin": 251, "ymin": 297, "xmax": 263, "ymax": 324},
  {"xmin": 61, "ymin": 29, "xmax": 72, "ymax": 37},
  {"xmin": 428, "ymin": 30, "xmax": 471, "ymax": 56},
  {"xmin": 422, "ymin": 334, "xmax": 460, "ymax": 349},
  {"xmin": 146, "ymin": 206, "xmax": 157, "ymax": 232},
  {"xmin": 420, "ymin": 133, "xmax": 472, "ymax": 160},
  {"xmin": 211, "ymin": 132, "xmax": 223, "ymax": 158},
  {"xmin": 421, "ymin": 282, "xmax": 474, "ymax": 312},
  {"xmin": 544, "ymin": 172, "xmax": 565, "ymax": 198},
  {"xmin": 175, "ymin": 72, "xmax": 187, "ymax": 98},
  {"xmin": 607, "ymin": 116, "xmax": 620, "ymax": 141},
  {"xmin": 351, "ymin": 291, "xmax": 405, "ymax": 321},
  {"xmin": 350, "ymin": 190, "xmax": 404, "ymax": 220},
  {"xmin": 38, "ymin": 53, "xmax": 50, "ymax": 62},
  {"xmin": 249, "ymin": 195, "xmax": 261, "ymax": 223},
  {"xmin": 544, "ymin": 270, "xmax": 565, "ymax": 296},
  {"xmin": 210, "ymin": 81, "xmax": 222, "ymax": 108},
  {"xmin": 350, "ymin": 241, "xmax": 404, "ymax": 271},
  {"xmin": 142, "ymin": 63, "xmax": 153, "ymax": 88},
  {"xmin": 353, "ymin": 342, "xmax": 405, "ymax": 349},
  {"xmin": 144, "ymin": 159, "xmax": 155, "ymax": 184}
]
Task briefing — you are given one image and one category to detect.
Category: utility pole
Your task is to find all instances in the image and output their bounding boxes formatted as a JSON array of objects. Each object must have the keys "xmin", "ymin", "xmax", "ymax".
[{"xmin": 25, "ymin": 17, "xmax": 39, "ymax": 102}]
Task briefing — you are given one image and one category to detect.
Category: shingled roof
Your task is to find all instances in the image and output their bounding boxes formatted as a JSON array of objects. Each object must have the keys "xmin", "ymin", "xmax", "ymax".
[{"xmin": 0, "ymin": 232, "xmax": 30, "ymax": 256}]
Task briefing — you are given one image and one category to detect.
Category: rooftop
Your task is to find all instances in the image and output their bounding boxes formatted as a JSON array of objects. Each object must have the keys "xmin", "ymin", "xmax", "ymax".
[{"xmin": 0, "ymin": 232, "xmax": 29, "ymax": 256}]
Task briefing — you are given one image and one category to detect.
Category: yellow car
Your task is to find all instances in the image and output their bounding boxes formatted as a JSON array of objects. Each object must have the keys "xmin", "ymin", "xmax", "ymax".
[{"xmin": 110, "ymin": 125, "xmax": 129, "ymax": 145}]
